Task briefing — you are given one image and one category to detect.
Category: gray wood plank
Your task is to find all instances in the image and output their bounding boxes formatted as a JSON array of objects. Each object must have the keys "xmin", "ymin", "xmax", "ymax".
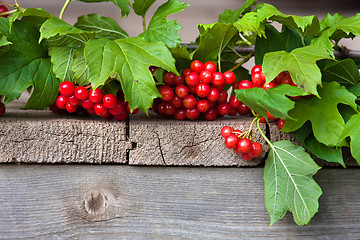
[
  {"xmin": 1, "ymin": 165, "xmax": 359, "ymax": 239},
  {"xmin": 0, "ymin": 104, "xmax": 131, "ymax": 164},
  {"xmin": 129, "ymin": 112, "xmax": 268, "ymax": 166}
]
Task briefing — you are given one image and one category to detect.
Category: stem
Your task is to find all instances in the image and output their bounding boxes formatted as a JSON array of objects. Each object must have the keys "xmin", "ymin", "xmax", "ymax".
[
  {"xmin": 228, "ymin": 52, "xmax": 254, "ymax": 72},
  {"xmin": 142, "ymin": 16, "xmax": 146, "ymax": 32},
  {"xmin": 256, "ymin": 118, "xmax": 273, "ymax": 148},
  {"xmin": 0, "ymin": 9, "xmax": 17, "ymax": 16},
  {"xmin": 0, "ymin": 1, "xmax": 12, "ymax": 7},
  {"xmin": 239, "ymin": 33, "xmax": 252, "ymax": 46},
  {"xmin": 14, "ymin": 0, "xmax": 23, "ymax": 10},
  {"xmin": 59, "ymin": 0, "xmax": 71, "ymax": 20},
  {"xmin": 218, "ymin": 52, "xmax": 222, "ymax": 72}
]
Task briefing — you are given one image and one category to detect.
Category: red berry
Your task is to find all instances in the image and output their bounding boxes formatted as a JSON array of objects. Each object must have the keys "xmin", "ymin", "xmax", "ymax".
[
  {"xmin": 157, "ymin": 102, "xmax": 166, "ymax": 116},
  {"xmin": 113, "ymin": 110, "xmax": 128, "ymax": 121},
  {"xmin": 164, "ymin": 102, "xmax": 176, "ymax": 116},
  {"xmin": 0, "ymin": 101, "xmax": 5, "ymax": 116},
  {"xmin": 203, "ymin": 61, "xmax": 217, "ymax": 73},
  {"xmin": 130, "ymin": 108, "xmax": 139, "ymax": 115},
  {"xmin": 229, "ymin": 95, "xmax": 241, "ymax": 109},
  {"xmin": 188, "ymin": 85, "xmax": 197, "ymax": 94},
  {"xmin": 171, "ymin": 95, "xmax": 183, "ymax": 108},
  {"xmin": 267, "ymin": 111, "xmax": 276, "ymax": 122},
  {"xmin": 238, "ymin": 138, "xmax": 252, "ymax": 153},
  {"xmin": 56, "ymin": 95, "xmax": 68, "ymax": 109},
  {"xmin": 89, "ymin": 88, "xmax": 104, "ymax": 104},
  {"xmin": 241, "ymin": 153, "xmax": 253, "ymax": 161},
  {"xmin": 259, "ymin": 117, "xmax": 266, "ymax": 123},
  {"xmin": 238, "ymin": 103, "xmax": 251, "ymax": 115},
  {"xmin": 74, "ymin": 86, "xmax": 88, "ymax": 100},
  {"xmin": 0, "ymin": 5, "xmax": 9, "ymax": 18},
  {"xmin": 186, "ymin": 108, "xmax": 200, "ymax": 120},
  {"xmin": 81, "ymin": 99, "xmax": 94, "ymax": 110},
  {"xmin": 109, "ymin": 100, "xmax": 125, "ymax": 115},
  {"xmin": 164, "ymin": 72, "xmax": 176, "ymax": 86},
  {"xmin": 196, "ymin": 99, "xmax": 210, "ymax": 113},
  {"xmin": 228, "ymin": 107, "xmax": 238, "ymax": 116},
  {"xmin": 217, "ymin": 103, "xmax": 231, "ymax": 116},
  {"xmin": 158, "ymin": 85, "xmax": 174, "ymax": 101},
  {"xmin": 217, "ymin": 90, "xmax": 228, "ymax": 103},
  {"xmin": 224, "ymin": 133, "xmax": 239, "ymax": 149},
  {"xmin": 251, "ymin": 65, "xmax": 262, "ymax": 76},
  {"xmin": 203, "ymin": 108, "xmax": 218, "ymax": 121},
  {"xmin": 212, "ymin": 72, "xmax": 225, "ymax": 86},
  {"xmin": 183, "ymin": 94, "xmax": 197, "ymax": 109},
  {"xmin": 199, "ymin": 70, "xmax": 212, "ymax": 84},
  {"xmin": 278, "ymin": 119, "xmax": 285, "ymax": 130},
  {"xmin": 103, "ymin": 94, "xmax": 117, "ymax": 109},
  {"xmin": 174, "ymin": 108, "xmax": 187, "ymax": 120},
  {"xmin": 248, "ymin": 142, "xmax": 263, "ymax": 158},
  {"xmin": 263, "ymin": 81, "xmax": 276, "ymax": 89},
  {"xmin": 224, "ymin": 71, "xmax": 236, "ymax": 85},
  {"xmin": 207, "ymin": 88, "xmax": 220, "ymax": 102},
  {"xmin": 190, "ymin": 60, "xmax": 204, "ymax": 73},
  {"xmin": 68, "ymin": 95, "xmax": 80, "ymax": 106},
  {"xmin": 175, "ymin": 84, "xmax": 189, "ymax": 99},
  {"xmin": 66, "ymin": 102, "xmax": 77, "ymax": 113},
  {"xmin": 182, "ymin": 68, "xmax": 191, "ymax": 77},
  {"xmin": 173, "ymin": 75, "xmax": 185, "ymax": 85},
  {"xmin": 233, "ymin": 147, "xmax": 242, "ymax": 154},
  {"xmin": 185, "ymin": 72, "xmax": 200, "ymax": 86},
  {"xmin": 238, "ymin": 80, "xmax": 253, "ymax": 89},
  {"xmin": 59, "ymin": 81, "xmax": 75, "ymax": 97},
  {"xmin": 195, "ymin": 83, "xmax": 210, "ymax": 98},
  {"xmin": 252, "ymin": 72, "xmax": 266, "ymax": 87},
  {"xmin": 94, "ymin": 103, "xmax": 108, "ymax": 117},
  {"xmin": 221, "ymin": 126, "xmax": 233, "ymax": 138}
]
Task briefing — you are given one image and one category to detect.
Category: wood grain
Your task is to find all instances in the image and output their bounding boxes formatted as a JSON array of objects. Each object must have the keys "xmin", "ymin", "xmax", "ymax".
[{"xmin": 1, "ymin": 165, "xmax": 360, "ymax": 239}]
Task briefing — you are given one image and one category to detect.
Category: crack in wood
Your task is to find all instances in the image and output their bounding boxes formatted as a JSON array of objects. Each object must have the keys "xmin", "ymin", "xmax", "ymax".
[{"xmin": 154, "ymin": 132, "xmax": 166, "ymax": 165}]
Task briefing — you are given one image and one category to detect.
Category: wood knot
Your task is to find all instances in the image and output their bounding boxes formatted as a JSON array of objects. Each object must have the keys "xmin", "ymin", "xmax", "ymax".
[{"xmin": 84, "ymin": 189, "xmax": 110, "ymax": 215}]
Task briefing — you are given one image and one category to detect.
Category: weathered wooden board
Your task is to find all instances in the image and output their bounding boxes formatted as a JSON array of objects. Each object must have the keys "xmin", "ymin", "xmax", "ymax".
[
  {"xmin": 129, "ymin": 112, "xmax": 268, "ymax": 166},
  {"xmin": 0, "ymin": 165, "xmax": 359, "ymax": 239},
  {"xmin": 0, "ymin": 103, "xmax": 131, "ymax": 164}
]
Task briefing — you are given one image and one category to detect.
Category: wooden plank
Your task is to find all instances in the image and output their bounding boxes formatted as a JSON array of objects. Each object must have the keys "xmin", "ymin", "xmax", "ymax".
[
  {"xmin": 129, "ymin": 112, "xmax": 268, "ymax": 166},
  {"xmin": 0, "ymin": 103, "xmax": 131, "ymax": 164},
  {"xmin": 1, "ymin": 165, "xmax": 359, "ymax": 239}
]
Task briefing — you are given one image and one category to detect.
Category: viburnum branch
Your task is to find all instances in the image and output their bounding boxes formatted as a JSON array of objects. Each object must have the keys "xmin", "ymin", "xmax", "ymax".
[
  {"xmin": 0, "ymin": 9, "xmax": 16, "ymax": 16},
  {"xmin": 59, "ymin": 0, "xmax": 71, "ymax": 20},
  {"xmin": 239, "ymin": 33, "xmax": 252, "ymax": 46},
  {"xmin": 228, "ymin": 52, "xmax": 254, "ymax": 72},
  {"xmin": 0, "ymin": 1, "xmax": 12, "ymax": 8}
]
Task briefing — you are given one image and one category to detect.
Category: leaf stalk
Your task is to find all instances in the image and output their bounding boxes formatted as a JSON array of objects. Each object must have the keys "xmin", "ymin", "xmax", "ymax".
[{"xmin": 59, "ymin": 0, "xmax": 71, "ymax": 20}]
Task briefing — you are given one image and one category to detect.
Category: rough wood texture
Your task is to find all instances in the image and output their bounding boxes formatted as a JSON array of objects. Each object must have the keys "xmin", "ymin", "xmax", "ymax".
[
  {"xmin": 268, "ymin": 122, "xmax": 359, "ymax": 167},
  {"xmin": 129, "ymin": 112, "xmax": 268, "ymax": 166},
  {"xmin": 0, "ymin": 103, "xmax": 131, "ymax": 164},
  {"xmin": 1, "ymin": 165, "xmax": 360, "ymax": 239}
]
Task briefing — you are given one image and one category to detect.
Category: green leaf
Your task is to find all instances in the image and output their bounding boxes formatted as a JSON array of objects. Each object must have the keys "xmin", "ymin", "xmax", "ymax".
[
  {"xmin": 218, "ymin": 0, "xmax": 256, "ymax": 23},
  {"xmin": 72, "ymin": 46, "xmax": 90, "ymax": 86},
  {"xmin": 0, "ymin": 35, "xmax": 11, "ymax": 47},
  {"xmin": 262, "ymin": 46, "xmax": 331, "ymax": 95},
  {"xmin": 255, "ymin": 24, "xmax": 303, "ymax": 65},
  {"xmin": 348, "ymin": 82, "xmax": 360, "ymax": 97},
  {"xmin": 283, "ymin": 82, "xmax": 358, "ymax": 147},
  {"xmin": 264, "ymin": 140, "xmax": 322, "ymax": 226},
  {"xmin": 318, "ymin": 59, "xmax": 359, "ymax": 86},
  {"xmin": 84, "ymin": 37, "xmax": 178, "ymax": 112},
  {"xmin": 49, "ymin": 46, "xmax": 76, "ymax": 82},
  {"xmin": 73, "ymin": 0, "xmax": 130, "ymax": 18},
  {"xmin": 132, "ymin": 0, "xmax": 157, "ymax": 17},
  {"xmin": 140, "ymin": 0, "xmax": 188, "ymax": 48},
  {"xmin": 319, "ymin": 13, "xmax": 346, "ymax": 32},
  {"xmin": 234, "ymin": 84, "xmax": 307, "ymax": 120},
  {"xmin": 0, "ymin": 17, "xmax": 9, "ymax": 35},
  {"xmin": 74, "ymin": 14, "xmax": 128, "ymax": 40},
  {"xmin": 101, "ymin": 80, "xmax": 122, "ymax": 95},
  {"xmin": 234, "ymin": 12, "xmax": 265, "ymax": 37},
  {"xmin": 0, "ymin": 21, "xmax": 59, "ymax": 109},
  {"xmin": 192, "ymin": 23, "xmax": 238, "ymax": 63},
  {"xmin": 40, "ymin": 17, "xmax": 94, "ymax": 47},
  {"xmin": 339, "ymin": 114, "xmax": 360, "ymax": 164},
  {"xmin": 170, "ymin": 44, "xmax": 192, "ymax": 71}
]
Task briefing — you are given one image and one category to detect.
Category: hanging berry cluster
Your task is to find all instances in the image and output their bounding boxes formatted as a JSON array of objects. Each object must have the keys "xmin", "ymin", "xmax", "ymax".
[
  {"xmin": 51, "ymin": 81, "xmax": 138, "ymax": 120},
  {"xmin": 152, "ymin": 60, "xmax": 236, "ymax": 120}
]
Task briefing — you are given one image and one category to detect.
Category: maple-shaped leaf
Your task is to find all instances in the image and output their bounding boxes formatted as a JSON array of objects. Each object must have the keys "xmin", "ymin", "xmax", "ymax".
[
  {"xmin": 283, "ymin": 82, "xmax": 358, "ymax": 147},
  {"xmin": 218, "ymin": 0, "xmax": 256, "ymax": 23},
  {"xmin": 192, "ymin": 23, "xmax": 238, "ymax": 63},
  {"xmin": 264, "ymin": 140, "xmax": 322, "ymax": 226},
  {"xmin": 74, "ymin": 14, "xmax": 128, "ymax": 40},
  {"xmin": 84, "ymin": 37, "xmax": 178, "ymax": 112},
  {"xmin": 234, "ymin": 84, "xmax": 307, "ymax": 120},
  {"xmin": 140, "ymin": 0, "xmax": 188, "ymax": 48},
  {"xmin": 319, "ymin": 13, "xmax": 346, "ymax": 32},
  {"xmin": 74, "ymin": 0, "xmax": 130, "ymax": 18},
  {"xmin": 132, "ymin": 0, "xmax": 157, "ymax": 17},
  {"xmin": 48, "ymin": 46, "xmax": 76, "ymax": 82},
  {"xmin": 318, "ymin": 59, "xmax": 359, "ymax": 86},
  {"xmin": 0, "ymin": 20, "xmax": 59, "ymax": 109},
  {"xmin": 71, "ymin": 46, "xmax": 90, "ymax": 86},
  {"xmin": 40, "ymin": 17, "xmax": 94, "ymax": 47},
  {"xmin": 262, "ymin": 46, "xmax": 331, "ymax": 96},
  {"xmin": 234, "ymin": 12, "xmax": 265, "ymax": 37}
]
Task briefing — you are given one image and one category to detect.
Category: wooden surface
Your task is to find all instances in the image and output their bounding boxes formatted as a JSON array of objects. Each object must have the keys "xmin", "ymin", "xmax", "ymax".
[{"xmin": 0, "ymin": 165, "xmax": 360, "ymax": 239}]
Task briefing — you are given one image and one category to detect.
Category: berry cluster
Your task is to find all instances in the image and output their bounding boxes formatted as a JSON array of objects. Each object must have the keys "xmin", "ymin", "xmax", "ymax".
[
  {"xmin": 221, "ymin": 125, "xmax": 263, "ymax": 161},
  {"xmin": 152, "ymin": 60, "xmax": 236, "ymax": 120},
  {"xmin": 0, "ymin": 97, "xmax": 5, "ymax": 117},
  {"xmin": 51, "ymin": 81, "xmax": 138, "ymax": 120}
]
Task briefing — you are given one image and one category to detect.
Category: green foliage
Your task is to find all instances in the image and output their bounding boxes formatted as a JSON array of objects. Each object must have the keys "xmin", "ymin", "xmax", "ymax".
[
  {"xmin": 84, "ymin": 37, "xmax": 178, "ymax": 112},
  {"xmin": 132, "ymin": 0, "xmax": 157, "ymax": 17},
  {"xmin": 49, "ymin": 46, "xmax": 76, "ymax": 82},
  {"xmin": 283, "ymin": 82, "xmax": 358, "ymax": 147},
  {"xmin": 140, "ymin": 0, "xmax": 188, "ymax": 48},
  {"xmin": 73, "ymin": 0, "xmax": 131, "ymax": 18},
  {"xmin": 263, "ymin": 140, "xmax": 322, "ymax": 226},
  {"xmin": 74, "ymin": 14, "xmax": 128, "ymax": 40},
  {"xmin": 262, "ymin": 46, "xmax": 331, "ymax": 95},
  {"xmin": 218, "ymin": 0, "xmax": 256, "ymax": 23},
  {"xmin": 71, "ymin": 46, "xmax": 90, "ymax": 86},
  {"xmin": 318, "ymin": 59, "xmax": 359, "ymax": 86},
  {"xmin": 339, "ymin": 114, "xmax": 360, "ymax": 164}
]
